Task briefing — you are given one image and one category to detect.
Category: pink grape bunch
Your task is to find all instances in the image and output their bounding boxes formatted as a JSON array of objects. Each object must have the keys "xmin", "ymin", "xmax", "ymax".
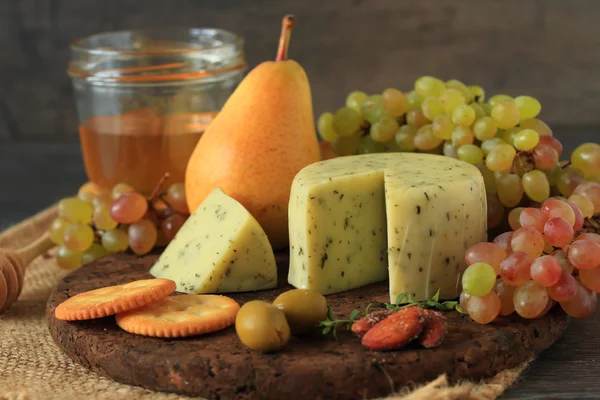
[
  {"xmin": 49, "ymin": 178, "xmax": 190, "ymax": 270},
  {"xmin": 316, "ymin": 76, "xmax": 600, "ymax": 230},
  {"xmin": 460, "ymin": 181, "xmax": 600, "ymax": 324}
]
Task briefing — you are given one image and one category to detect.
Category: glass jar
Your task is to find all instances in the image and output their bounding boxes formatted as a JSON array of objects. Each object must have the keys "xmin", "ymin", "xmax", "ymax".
[{"xmin": 68, "ymin": 28, "xmax": 246, "ymax": 194}]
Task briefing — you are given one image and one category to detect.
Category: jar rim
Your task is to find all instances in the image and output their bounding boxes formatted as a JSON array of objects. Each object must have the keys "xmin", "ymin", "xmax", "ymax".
[
  {"xmin": 70, "ymin": 27, "xmax": 244, "ymax": 56},
  {"xmin": 68, "ymin": 27, "xmax": 246, "ymax": 83}
]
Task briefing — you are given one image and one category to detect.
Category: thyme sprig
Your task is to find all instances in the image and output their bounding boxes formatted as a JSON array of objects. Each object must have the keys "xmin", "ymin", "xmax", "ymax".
[{"xmin": 318, "ymin": 289, "xmax": 465, "ymax": 338}]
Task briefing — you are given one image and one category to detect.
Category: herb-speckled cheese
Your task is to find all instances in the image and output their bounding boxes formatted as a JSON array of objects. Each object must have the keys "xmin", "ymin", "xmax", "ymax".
[
  {"xmin": 288, "ymin": 153, "xmax": 487, "ymax": 302},
  {"xmin": 150, "ymin": 188, "xmax": 277, "ymax": 293}
]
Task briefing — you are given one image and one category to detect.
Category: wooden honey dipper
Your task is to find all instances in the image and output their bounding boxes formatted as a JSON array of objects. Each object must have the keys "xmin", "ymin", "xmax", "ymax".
[{"xmin": 0, "ymin": 232, "xmax": 54, "ymax": 313}]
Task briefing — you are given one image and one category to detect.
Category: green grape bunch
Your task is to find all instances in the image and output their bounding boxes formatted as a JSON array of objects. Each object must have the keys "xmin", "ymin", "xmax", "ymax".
[
  {"xmin": 49, "ymin": 176, "xmax": 191, "ymax": 271},
  {"xmin": 316, "ymin": 76, "xmax": 600, "ymax": 230}
]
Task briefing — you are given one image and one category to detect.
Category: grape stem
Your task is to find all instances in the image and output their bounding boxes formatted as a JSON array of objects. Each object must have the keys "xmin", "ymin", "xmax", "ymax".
[{"xmin": 148, "ymin": 173, "xmax": 170, "ymax": 202}]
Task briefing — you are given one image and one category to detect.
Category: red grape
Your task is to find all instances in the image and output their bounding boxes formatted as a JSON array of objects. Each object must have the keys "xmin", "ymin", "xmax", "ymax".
[
  {"xmin": 538, "ymin": 135, "xmax": 563, "ymax": 156},
  {"xmin": 543, "ymin": 217, "xmax": 574, "ymax": 249},
  {"xmin": 534, "ymin": 299, "xmax": 556, "ymax": 319},
  {"xmin": 111, "ymin": 191, "xmax": 148, "ymax": 224},
  {"xmin": 460, "ymin": 291, "xmax": 471, "ymax": 311},
  {"xmin": 552, "ymin": 249, "xmax": 575, "ymax": 274},
  {"xmin": 580, "ymin": 268, "xmax": 600, "ymax": 293},
  {"xmin": 567, "ymin": 201, "xmax": 584, "ymax": 231},
  {"xmin": 567, "ymin": 240, "xmax": 600, "ymax": 270},
  {"xmin": 465, "ymin": 242, "xmax": 507, "ymax": 274},
  {"xmin": 160, "ymin": 214, "xmax": 187, "ymax": 242},
  {"xmin": 466, "ymin": 291, "xmax": 501, "ymax": 324},
  {"xmin": 540, "ymin": 199, "xmax": 576, "ymax": 226},
  {"xmin": 500, "ymin": 251, "xmax": 533, "ymax": 286},
  {"xmin": 495, "ymin": 279, "xmax": 516, "ymax": 316},
  {"xmin": 128, "ymin": 219, "xmax": 158, "ymax": 256},
  {"xmin": 530, "ymin": 255, "xmax": 562, "ymax": 287},
  {"xmin": 574, "ymin": 233, "xmax": 600, "ymax": 246},
  {"xmin": 519, "ymin": 208, "xmax": 547, "ymax": 233},
  {"xmin": 493, "ymin": 231, "xmax": 514, "ymax": 255},
  {"xmin": 166, "ymin": 183, "xmax": 189, "ymax": 214},
  {"xmin": 487, "ymin": 194, "xmax": 505, "ymax": 229},
  {"xmin": 548, "ymin": 270, "xmax": 578, "ymax": 302},
  {"xmin": 533, "ymin": 143, "xmax": 559, "ymax": 170},
  {"xmin": 560, "ymin": 283, "xmax": 597, "ymax": 318},
  {"xmin": 573, "ymin": 181, "xmax": 600, "ymax": 215},
  {"xmin": 511, "ymin": 226, "xmax": 545, "ymax": 259},
  {"xmin": 513, "ymin": 280, "xmax": 550, "ymax": 319}
]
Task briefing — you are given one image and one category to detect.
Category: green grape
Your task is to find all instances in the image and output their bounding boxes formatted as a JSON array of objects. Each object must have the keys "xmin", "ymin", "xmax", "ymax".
[
  {"xmin": 513, "ymin": 129, "xmax": 540, "ymax": 151},
  {"xmin": 571, "ymin": 142, "xmax": 600, "ymax": 178},
  {"xmin": 58, "ymin": 197, "xmax": 93, "ymax": 224},
  {"xmin": 406, "ymin": 90, "xmax": 423, "ymax": 109},
  {"xmin": 413, "ymin": 124, "xmax": 442, "ymax": 151},
  {"xmin": 92, "ymin": 192, "xmax": 113, "ymax": 209},
  {"xmin": 317, "ymin": 112, "xmax": 338, "ymax": 142},
  {"xmin": 101, "ymin": 229, "xmax": 129, "ymax": 253},
  {"xmin": 63, "ymin": 223, "xmax": 95, "ymax": 252},
  {"xmin": 49, "ymin": 217, "xmax": 70, "ymax": 245},
  {"xmin": 457, "ymin": 144, "xmax": 484, "ymax": 165},
  {"xmin": 445, "ymin": 79, "xmax": 470, "ymax": 100},
  {"xmin": 451, "ymin": 104, "xmax": 476, "ymax": 126},
  {"xmin": 421, "ymin": 97, "xmax": 445, "ymax": 120},
  {"xmin": 544, "ymin": 165, "xmax": 561, "ymax": 187},
  {"xmin": 56, "ymin": 246, "xmax": 83, "ymax": 270},
  {"xmin": 496, "ymin": 174, "xmax": 524, "ymax": 207},
  {"xmin": 93, "ymin": 204, "xmax": 118, "ymax": 231},
  {"xmin": 370, "ymin": 117, "xmax": 399, "ymax": 143},
  {"xmin": 522, "ymin": 170, "xmax": 551, "ymax": 202},
  {"xmin": 432, "ymin": 115, "xmax": 456, "ymax": 140},
  {"xmin": 498, "ymin": 127, "xmax": 520, "ymax": 147},
  {"xmin": 488, "ymin": 94, "xmax": 512, "ymax": 108},
  {"xmin": 332, "ymin": 135, "xmax": 361, "ymax": 156},
  {"xmin": 514, "ymin": 95, "xmax": 541, "ymax": 120},
  {"xmin": 472, "ymin": 117, "xmax": 498, "ymax": 141},
  {"xmin": 520, "ymin": 118, "xmax": 553, "ymax": 137},
  {"xmin": 556, "ymin": 166, "xmax": 586, "ymax": 197},
  {"xmin": 440, "ymin": 88, "xmax": 465, "ymax": 113},
  {"xmin": 382, "ymin": 88, "xmax": 408, "ymax": 117},
  {"xmin": 477, "ymin": 164, "xmax": 497, "ymax": 194},
  {"xmin": 112, "ymin": 183, "xmax": 135, "ymax": 200},
  {"xmin": 468, "ymin": 85, "xmax": 485, "ymax": 103},
  {"xmin": 360, "ymin": 96, "xmax": 388, "ymax": 124},
  {"xmin": 443, "ymin": 142, "xmax": 458, "ymax": 158},
  {"xmin": 481, "ymin": 138, "xmax": 506, "ymax": 156},
  {"xmin": 451, "ymin": 126, "xmax": 475, "ymax": 147},
  {"xmin": 415, "ymin": 76, "xmax": 446, "ymax": 98},
  {"xmin": 383, "ymin": 139, "xmax": 402, "ymax": 153},
  {"xmin": 486, "ymin": 144, "xmax": 517, "ymax": 172},
  {"xmin": 406, "ymin": 108, "xmax": 428, "ymax": 128},
  {"xmin": 358, "ymin": 136, "xmax": 387, "ymax": 154},
  {"xmin": 491, "ymin": 99, "xmax": 520, "ymax": 129},
  {"xmin": 82, "ymin": 243, "xmax": 109, "ymax": 265},
  {"xmin": 470, "ymin": 103, "xmax": 486, "ymax": 118},
  {"xmin": 462, "ymin": 262, "xmax": 497, "ymax": 297},
  {"xmin": 395, "ymin": 126, "xmax": 417, "ymax": 151},
  {"xmin": 483, "ymin": 102, "xmax": 492, "ymax": 116},
  {"xmin": 333, "ymin": 107, "xmax": 362, "ymax": 137},
  {"xmin": 346, "ymin": 91, "xmax": 368, "ymax": 114}
]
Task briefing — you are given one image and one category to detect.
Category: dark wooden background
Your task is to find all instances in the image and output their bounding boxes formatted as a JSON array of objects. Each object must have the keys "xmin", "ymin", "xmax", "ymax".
[{"xmin": 1, "ymin": 0, "xmax": 600, "ymax": 143}]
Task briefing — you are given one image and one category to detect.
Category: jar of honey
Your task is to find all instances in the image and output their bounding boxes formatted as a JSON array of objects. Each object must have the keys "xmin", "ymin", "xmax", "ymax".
[{"xmin": 68, "ymin": 28, "xmax": 246, "ymax": 194}]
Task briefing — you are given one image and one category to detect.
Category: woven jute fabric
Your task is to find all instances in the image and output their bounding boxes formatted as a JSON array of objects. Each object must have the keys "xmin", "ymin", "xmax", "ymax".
[{"xmin": 0, "ymin": 207, "xmax": 523, "ymax": 400}]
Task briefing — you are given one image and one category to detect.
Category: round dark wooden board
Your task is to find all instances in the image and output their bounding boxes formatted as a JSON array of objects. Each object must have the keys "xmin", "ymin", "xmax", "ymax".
[{"xmin": 47, "ymin": 253, "xmax": 569, "ymax": 400}]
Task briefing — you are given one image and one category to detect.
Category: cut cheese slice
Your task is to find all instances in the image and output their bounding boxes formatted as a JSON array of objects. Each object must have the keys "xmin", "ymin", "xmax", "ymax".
[
  {"xmin": 288, "ymin": 153, "xmax": 487, "ymax": 302},
  {"xmin": 150, "ymin": 188, "xmax": 277, "ymax": 294}
]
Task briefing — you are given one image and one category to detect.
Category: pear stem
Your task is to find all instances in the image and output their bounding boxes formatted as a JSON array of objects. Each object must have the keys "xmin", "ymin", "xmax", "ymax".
[{"xmin": 275, "ymin": 15, "xmax": 295, "ymax": 61}]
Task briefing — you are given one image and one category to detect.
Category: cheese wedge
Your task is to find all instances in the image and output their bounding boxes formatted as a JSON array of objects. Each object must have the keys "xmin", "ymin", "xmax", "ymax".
[
  {"xmin": 288, "ymin": 153, "xmax": 487, "ymax": 302},
  {"xmin": 150, "ymin": 188, "xmax": 277, "ymax": 293}
]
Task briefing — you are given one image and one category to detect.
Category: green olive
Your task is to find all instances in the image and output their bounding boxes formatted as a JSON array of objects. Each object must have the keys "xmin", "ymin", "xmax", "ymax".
[
  {"xmin": 273, "ymin": 289, "xmax": 328, "ymax": 335},
  {"xmin": 235, "ymin": 300, "xmax": 290, "ymax": 352}
]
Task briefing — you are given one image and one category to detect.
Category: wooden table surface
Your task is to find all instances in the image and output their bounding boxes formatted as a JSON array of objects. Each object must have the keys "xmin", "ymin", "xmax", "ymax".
[{"xmin": 1, "ymin": 133, "xmax": 599, "ymax": 399}]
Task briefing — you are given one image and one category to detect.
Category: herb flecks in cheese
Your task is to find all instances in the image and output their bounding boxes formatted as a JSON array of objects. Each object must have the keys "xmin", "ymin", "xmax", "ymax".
[
  {"xmin": 288, "ymin": 153, "xmax": 487, "ymax": 302},
  {"xmin": 150, "ymin": 188, "xmax": 277, "ymax": 294}
]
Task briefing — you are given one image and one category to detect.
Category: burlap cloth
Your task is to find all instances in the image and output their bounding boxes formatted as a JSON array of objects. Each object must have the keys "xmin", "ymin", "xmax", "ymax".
[{"xmin": 0, "ymin": 207, "xmax": 526, "ymax": 400}]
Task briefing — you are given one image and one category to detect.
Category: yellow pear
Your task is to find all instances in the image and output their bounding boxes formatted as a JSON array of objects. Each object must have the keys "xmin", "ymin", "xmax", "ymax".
[{"xmin": 185, "ymin": 15, "xmax": 320, "ymax": 249}]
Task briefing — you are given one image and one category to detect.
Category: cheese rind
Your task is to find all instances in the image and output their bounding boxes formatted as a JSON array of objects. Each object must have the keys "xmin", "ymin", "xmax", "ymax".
[
  {"xmin": 287, "ymin": 153, "xmax": 487, "ymax": 302},
  {"xmin": 150, "ymin": 188, "xmax": 277, "ymax": 293}
]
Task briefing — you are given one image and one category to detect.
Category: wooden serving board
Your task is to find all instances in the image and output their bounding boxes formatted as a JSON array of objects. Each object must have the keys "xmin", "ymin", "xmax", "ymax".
[{"xmin": 46, "ymin": 253, "xmax": 569, "ymax": 400}]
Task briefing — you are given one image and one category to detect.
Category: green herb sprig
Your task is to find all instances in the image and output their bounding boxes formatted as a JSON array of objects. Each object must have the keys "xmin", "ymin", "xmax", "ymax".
[{"xmin": 318, "ymin": 289, "xmax": 465, "ymax": 338}]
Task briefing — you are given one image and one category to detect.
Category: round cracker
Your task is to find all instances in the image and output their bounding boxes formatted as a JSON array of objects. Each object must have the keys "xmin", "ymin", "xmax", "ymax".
[
  {"xmin": 0, "ymin": 267, "xmax": 8, "ymax": 313},
  {"xmin": 0, "ymin": 256, "xmax": 19, "ymax": 311},
  {"xmin": 115, "ymin": 294, "xmax": 240, "ymax": 338},
  {"xmin": 55, "ymin": 278, "xmax": 176, "ymax": 321}
]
